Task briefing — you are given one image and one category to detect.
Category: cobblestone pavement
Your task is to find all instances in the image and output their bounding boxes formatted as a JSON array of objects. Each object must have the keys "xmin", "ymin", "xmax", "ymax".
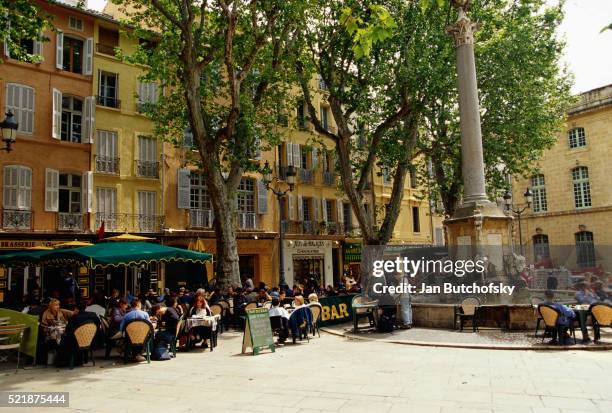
[
  {"xmin": 324, "ymin": 324, "xmax": 612, "ymax": 349},
  {"xmin": 0, "ymin": 331, "xmax": 610, "ymax": 413}
]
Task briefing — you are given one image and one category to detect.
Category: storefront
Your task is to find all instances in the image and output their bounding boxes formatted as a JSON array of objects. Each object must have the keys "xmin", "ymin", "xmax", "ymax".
[{"xmin": 283, "ymin": 240, "xmax": 334, "ymax": 288}]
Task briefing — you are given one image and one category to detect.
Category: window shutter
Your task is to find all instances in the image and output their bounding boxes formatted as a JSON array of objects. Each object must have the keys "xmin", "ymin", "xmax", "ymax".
[
  {"xmin": 312, "ymin": 147, "xmax": 318, "ymax": 169},
  {"xmin": 52, "ymin": 88, "xmax": 61, "ymax": 139},
  {"xmin": 18, "ymin": 167, "xmax": 32, "ymax": 210},
  {"xmin": 83, "ymin": 96, "xmax": 95, "ymax": 143},
  {"xmin": 81, "ymin": 171, "xmax": 93, "ymax": 213},
  {"xmin": 257, "ymin": 178, "xmax": 268, "ymax": 214},
  {"xmin": 151, "ymin": 82, "xmax": 158, "ymax": 104},
  {"xmin": 321, "ymin": 199, "xmax": 328, "ymax": 222},
  {"xmin": 45, "ymin": 168, "xmax": 59, "ymax": 212},
  {"xmin": 297, "ymin": 195, "xmax": 303, "ymax": 221},
  {"xmin": 33, "ymin": 32, "xmax": 43, "ymax": 58},
  {"xmin": 288, "ymin": 193, "xmax": 294, "ymax": 220},
  {"xmin": 177, "ymin": 168, "xmax": 191, "ymax": 209},
  {"xmin": 337, "ymin": 198, "xmax": 343, "ymax": 223},
  {"xmin": 55, "ymin": 31, "xmax": 63, "ymax": 70},
  {"xmin": 183, "ymin": 127, "xmax": 193, "ymax": 148},
  {"xmin": 84, "ymin": 37, "xmax": 93, "ymax": 75},
  {"xmin": 3, "ymin": 166, "xmax": 16, "ymax": 209},
  {"xmin": 286, "ymin": 142, "xmax": 293, "ymax": 166},
  {"xmin": 313, "ymin": 197, "xmax": 319, "ymax": 221},
  {"xmin": 293, "ymin": 143, "xmax": 301, "ymax": 169}
]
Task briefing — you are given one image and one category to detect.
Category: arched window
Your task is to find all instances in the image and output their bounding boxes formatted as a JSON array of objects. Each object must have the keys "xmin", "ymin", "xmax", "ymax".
[
  {"xmin": 530, "ymin": 174, "xmax": 547, "ymax": 212},
  {"xmin": 533, "ymin": 234, "xmax": 550, "ymax": 260},
  {"xmin": 575, "ymin": 231, "xmax": 595, "ymax": 268},
  {"xmin": 568, "ymin": 127, "xmax": 586, "ymax": 149},
  {"xmin": 572, "ymin": 167, "xmax": 591, "ymax": 208}
]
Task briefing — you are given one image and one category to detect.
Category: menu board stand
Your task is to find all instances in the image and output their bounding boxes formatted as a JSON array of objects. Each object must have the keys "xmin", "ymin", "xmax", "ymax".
[{"xmin": 242, "ymin": 307, "xmax": 275, "ymax": 355}]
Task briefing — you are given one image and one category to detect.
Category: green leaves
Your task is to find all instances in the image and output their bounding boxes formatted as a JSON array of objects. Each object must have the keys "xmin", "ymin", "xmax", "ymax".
[
  {"xmin": 601, "ymin": 22, "xmax": 612, "ymax": 33},
  {"xmin": 340, "ymin": 4, "xmax": 397, "ymax": 59}
]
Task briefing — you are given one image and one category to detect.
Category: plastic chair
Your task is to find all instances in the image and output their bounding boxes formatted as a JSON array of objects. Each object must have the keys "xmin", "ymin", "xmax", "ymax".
[
  {"xmin": 0, "ymin": 324, "xmax": 27, "ymax": 371},
  {"xmin": 589, "ymin": 302, "xmax": 612, "ymax": 342},
  {"xmin": 455, "ymin": 297, "xmax": 480, "ymax": 332},
  {"xmin": 124, "ymin": 320, "xmax": 153, "ymax": 363},
  {"xmin": 70, "ymin": 322, "xmax": 98, "ymax": 369}
]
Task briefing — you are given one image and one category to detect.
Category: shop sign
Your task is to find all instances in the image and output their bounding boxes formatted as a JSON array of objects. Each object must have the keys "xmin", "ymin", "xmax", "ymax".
[
  {"xmin": 343, "ymin": 243, "xmax": 362, "ymax": 263},
  {"xmin": 0, "ymin": 240, "xmax": 62, "ymax": 250},
  {"xmin": 289, "ymin": 240, "xmax": 330, "ymax": 255}
]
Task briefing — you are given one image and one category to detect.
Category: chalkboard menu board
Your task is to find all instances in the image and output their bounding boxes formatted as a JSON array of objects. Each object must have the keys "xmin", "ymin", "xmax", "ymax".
[{"xmin": 242, "ymin": 307, "xmax": 275, "ymax": 355}]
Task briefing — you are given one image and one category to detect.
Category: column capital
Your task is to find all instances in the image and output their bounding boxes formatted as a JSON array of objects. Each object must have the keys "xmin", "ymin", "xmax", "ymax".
[{"xmin": 446, "ymin": 10, "xmax": 481, "ymax": 47}]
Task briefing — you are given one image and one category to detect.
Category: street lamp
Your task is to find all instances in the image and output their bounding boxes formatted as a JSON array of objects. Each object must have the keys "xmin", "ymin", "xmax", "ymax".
[
  {"xmin": 504, "ymin": 188, "xmax": 533, "ymax": 255},
  {"xmin": 0, "ymin": 110, "xmax": 18, "ymax": 152},
  {"xmin": 261, "ymin": 160, "xmax": 296, "ymax": 288}
]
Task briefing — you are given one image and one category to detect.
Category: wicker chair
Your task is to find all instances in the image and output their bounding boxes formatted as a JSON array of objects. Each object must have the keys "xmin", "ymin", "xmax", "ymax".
[
  {"xmin": 70, "ymin": 322, "xmax": 98, "ymax": 369},
  {"xmin": 538, "ymin": 304, "xmax": 576, "ymax": 344},
  {"xmin": 531, "ymin": 297, "xmax": 544, "ymax": 337},
  {"xmin": 170, "ymin": 318, "xmax": 185, "ymax": 357},
  {"xmin": 589, "ymin": 302, "xmax": 612, "ymax": 342},
  {"xmin": 455, "ymin": 297, "xmax": 480, "ymax": 332},
  {"xmin": 0, "ymin": 324, "xmax": 27, "ymax": 371},
  {"xmin": 124, "ymin": 320, "xmax": 154, "ymax": 363},
  {"xmin": 244, "ymin": 302, "xmax": 258, "ymax": 311},
  {"xmin": 210, "ymin": 304, "xmax": 224, "ymax": 334},
  {"xmin": 308, "ymin": 303, "xmax": 322, "ymax": 337}
]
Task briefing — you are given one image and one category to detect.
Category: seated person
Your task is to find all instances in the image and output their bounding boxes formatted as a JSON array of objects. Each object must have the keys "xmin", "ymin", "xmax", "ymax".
[
  {"xmin": 41, "ymin": 298, "xmax": 73, "ymax": 348},
  {"xmin": 109, "ymin": 299, "xmax": 128, "ymax": 338},
  {"xmin": 288, "ymin": 296, "xmax": 312, "ymax": 342},
  {"xmin": 85, "ymin": 296, "xmax": 106, "ymax": 318},
  {"xmin": 233, "ymin": 288, "xmax": 248, "ymax": 316},
  {"xmin": 543, "ymin": 290, "xmax": 576, "ymax": 344},
  {"xmin": 574, "ymin": 282, "xmax": 598, "ymax": 305},
  {"xmin": 56, "ymin": 301, "xmax": 100, "ymax": 367},
  {"xmin": 119, "ymin": 299, "xmax": 150, "ymax": 332},
  {"xmin": 22, "ymin": 298, "xmax": 44, "ymax": 316},
  {"xmin": 269, "ymin": 298, "xmax": 290, "ymax": 344},
  {"xmin": 188, "ymin": 295, "xmax": 212, "ymax": 348},
  {"xmin": 591, "ymin": 281, "xmax": 610, "ymax": 303},
  {"xmin": 308, "ymin": 293, "xmax": 319, "ymax": 303},
  {"xmin": 256, "ymin": 289, "xmax": 272, "ymax": 304},
  {"xmin": 157, "ymin": 297, "xmax": 181, "ymax": 346}
]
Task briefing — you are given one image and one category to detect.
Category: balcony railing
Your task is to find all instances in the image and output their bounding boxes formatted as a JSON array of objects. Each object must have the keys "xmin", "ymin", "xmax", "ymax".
[
  {"xmin": 325, "ymin": 221, "xmax": 344, "ymax": 235},
  {"xmin": 95, "ymin": 155, "xmax": 119, "ymax": 174},
  {"xmin": 58, "ymin": 212, "xmax": 84, "ymax": 231},
  {"xmin": 189, "ymin": 209, "xmax": 213, "ymax": 229},
  {"xmin": 96, "ymin": 95, "xmax": 121, "ymax": 109},
  {"xmin": 96, "ymin": 43, "xmax": 118, "ymax": 56},
  {"xmin": 2, "ymin": 209, "xmax": 32, "ymax": 230},
  {"xmin": 299, "ymin": 168, "xmax": 314, "ymax": 184},
  {"xmin": 95, "ymin": 213, "xmax": 164, "ymax": 233},
  {"xmin": 323, "ymin": 171, "xmax": 334, "ymax": 186},
  {"xmin": 237, "ymin": 212, "xmax": 256, "ymax": 230},
  {"xmin": 135, "ymin": 160, "xmax": 159, "ymax": 178}
]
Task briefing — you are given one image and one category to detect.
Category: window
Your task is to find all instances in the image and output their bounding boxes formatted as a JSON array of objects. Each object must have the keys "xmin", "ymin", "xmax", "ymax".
[
  {"xmin": 59, "ymin": 173, "xmax": 81, "ymax": 213},
  {"xmin": 3, "ymin": 166, "xmax": 31, "ymax": 210},
  {"xmin": 69, "ymin": 16, "xmax": 84, "ymax": 31},
  {"xmin": 96, "ymin": 130, "xmax": 118, "ymax": 173},
  {"xmin": 137, "ymin": 136, "xmax": 158, "ymax": 178},
  {"xmin": 575, "ymin": 231, "xmax": 595, "ymax": 268},
  {"xmin": 98, "ymin": 71, "xmax": 119, "ymax": 108},
  {"xmin": 343, "ymin": 202, "xmax": 352, "ymax": 231},
  {"xmin": 60, "ymin": 96, "xmax": 83, "ymax": 142},
  {"xmin": 382, "ymin": 167, "xmax": 392, "ymax": 185},
  {"xmin": 301, "ymin": 147, "xmax": 310, "ymax": 170},
  {"xmin": 302, "ymin": 198, "xmax": 311, "ymax": 221},
  {"xmin": 533, "ymin": 234, "xmax": 550, "ymax": 260},
  {"xmin": 296, "ymin": 100, "xmax": 307, "ymax": 129},
  {"xmin": 238, "ymin": 178, "xmax": 255, "ymax": 213},
  {"xmin": 97, "ymin": 26, "xmax": 119, "ymax": 55},
  {"xmin": 412, "ymin": 206, "xmax": 420, "ymax": 233},
  {"xmin": 320, "ymin": 105, "xmax": 329, "ymax": 131},
  {"xmin": 318, "ymin": 75, "xmax": 328, "ymax": 91},
  {"xmin": 96, "ymin": 187, "xmax": 116, "ymax": 229},
  {"xmin": 531, "ymin": 174, "xmax": 547, "ymax": 213},
  {"xmin": 137, "ymin": 81, "xmax": 158, "ymax": 112},
  {"xmin": 325, "ymin": 199, "xmax": 334, "ymax": 222},
  {"xmin": 410, "ymin": 172, "xmax": 418, "ymax": 189},
  {"xmin": 138, "ymin": 191, "xmax": 157, "ymax": 232},
  {"xmin": 572, "ymin": 167, "xmax": 591, "ymax": 208},
  {"xmin": 568, "ymin": 127, "xmax": 586, "ymax": 149},
  {"xmin": 62, "ymin": 36, "xmax": 83, "ymax": 74},
  {"xmin": 5, "ymin": 83, "xmax": 34, "ymax": 134},
  {"xmin": 190, "ymin": 172, "xmax": 210, "ymax": 210}
]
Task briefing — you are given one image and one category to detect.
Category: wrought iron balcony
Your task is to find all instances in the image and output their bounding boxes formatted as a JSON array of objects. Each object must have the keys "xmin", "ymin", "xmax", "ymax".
[
  {"xmin": 325, "ymin": 221, "xmax": 344, "ymax": 235},
  {"xmin": 323, "ymin": 171, "xmax": 334, "ymax": 186},
  {"xmin": 95, "ymin": 155, "xmax": 119, "ymax": 174},
  {"xmin": 189, "ymin": 209, "xmax": 213, "ymax": 229},
  {"xmin": 94, "ymin": 213, "xmax": 164, "ymax": 233},
  {"xmin": 137, "ymin": 214, "xmax": 165, "ymax": 233},
  {"xmin": 299, "ymin": 168, "xmax": 314, "ymax": 184},
  {"xmin": 237, "ymin": 212, "xmax": 256, "ymax": 230},
  {"xmin": 135, "ymin": 160, "xmax": 159, "ymax": 178},
  {"xmin": 58, "ymin": 212, "xmax": 84, "ymax": 231},
  {"xmin": 96, "ymin": 95, "xmax": 121, "ymax": 109},
  {"xmin": 2, "ymin": 209, "xmax": 32, "ymax": 230}
]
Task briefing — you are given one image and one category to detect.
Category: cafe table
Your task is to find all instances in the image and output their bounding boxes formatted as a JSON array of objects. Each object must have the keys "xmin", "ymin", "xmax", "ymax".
[
  {"xmin": 568, "ymin": 304, "xmax": 591, "ymax": 342},
  {"xmin": 184, "ymin": 315, "xmax": 221, "ymax": 351}
]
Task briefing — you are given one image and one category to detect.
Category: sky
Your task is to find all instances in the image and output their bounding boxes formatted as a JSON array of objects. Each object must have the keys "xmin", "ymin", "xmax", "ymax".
[{"xmin": 86, "ymin": 0, "xmax": 612, "ymax": 94}]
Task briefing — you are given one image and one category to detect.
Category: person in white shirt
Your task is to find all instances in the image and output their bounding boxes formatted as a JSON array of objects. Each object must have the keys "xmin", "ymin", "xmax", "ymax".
[
  {"xmin": 268, "ymin": 298, "xmax": 289, "ymax": 343},
  {"xmin": 85, "ymin": 297, "xmax": 106, "ymax": 318}
]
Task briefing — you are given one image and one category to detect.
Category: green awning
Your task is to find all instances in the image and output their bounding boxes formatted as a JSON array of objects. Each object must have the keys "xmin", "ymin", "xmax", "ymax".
[
  {"xmin": 0, "ymin": 249, "xmax": 57, "ymax": 265},
  {"xmin": 1, "ymin": 242, "xmax": 213, "ymax": 268}
]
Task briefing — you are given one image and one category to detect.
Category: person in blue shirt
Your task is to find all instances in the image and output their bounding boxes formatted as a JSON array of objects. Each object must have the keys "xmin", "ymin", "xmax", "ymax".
[
  {"xmin": 119, "ymin": 299, "xmax": 150, "ymax": 332},
  {"xmin": 574, "ymin": 282, "xmax": 598, "ymax": 305},
  {"xmin": 543, "ymin": 290, "xmax": 576, "ymax": 344}
]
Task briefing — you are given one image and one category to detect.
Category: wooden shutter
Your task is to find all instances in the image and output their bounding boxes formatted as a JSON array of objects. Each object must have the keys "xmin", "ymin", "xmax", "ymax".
[
  {"xmin": 83, "ymin": 96, "xmax": 95, "ymax": 143},
  {"xmin": 313, "ymin": 197, "xmax": 319, "ymax": 222},
  {"xmin": 293, "ymin": 143, "xmax": 301, "ymax": 169},
  {"xmin": 177, "ymin": 168, "xmax": 191, "ymax": 209},
  {"xmin": 3, "ymin": 166, "xmax": 17, "ymax": 209},
  {"xmin": 82, "ymin": 171, "xmax": 93, "ymax": 213},
  {"xmin": 257, "ymin": 178, "xmax": 268, "ymax": 214},
  {"xmin": 19, "ymin": 166, "xmax": 32, "ymax": 210},
  {"xmin": 45, "ymin": 168, "xmax": 59, "ymax": 212},
  {"xmin": 321, "ymin": 199, "xmax": 328, "ymax": 222},
  {"xmin": 33, "ymin": 31, "xmax": 43, "ymax": 58},
  {"xmin": 312, "ymin": 147, "xmax": 318, "ymax": 169},
  {"xmin": 55, "ymin": 31, "xmax": 63, "ymax": 69},
  {"xmin": 297, "ymin": 195, "xmax": 303, "ymax": 221},
  {"xmin": 337, "ymin": 199, "xmax": 343, "ymax": 223},
  {"xmin": 52, "ymin": 88, "xmax": 61, "ymax": 139},
  {"xmin": 288, "ymin": 193, "xmax": 294, "ymax": 220},
  {"xmin": 84, "ymin": 37, "xmax": 93, "ymax": 75},
  {"xmin": 286, "ymin": 142, "xmax": 293, "ymax": 166}
]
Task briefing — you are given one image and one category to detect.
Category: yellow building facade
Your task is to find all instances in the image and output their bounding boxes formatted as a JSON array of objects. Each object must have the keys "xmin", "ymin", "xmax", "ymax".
[{"xmin": 512, "ymin": 84, "xmax": 612, "ymax": 271}]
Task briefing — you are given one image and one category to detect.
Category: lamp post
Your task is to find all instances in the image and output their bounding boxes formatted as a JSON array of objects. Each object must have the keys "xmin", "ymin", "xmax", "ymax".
[
  {"xmin": 503, "ymin": 188, "xmax": 533, "ymax": 255},
  {"xmin": 261, "ymin": 160, "xmax": 296, "ymax": 289},
  {"xmin": 0, "ymin": 110, "xmax": 18, "ymax": 152}
]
